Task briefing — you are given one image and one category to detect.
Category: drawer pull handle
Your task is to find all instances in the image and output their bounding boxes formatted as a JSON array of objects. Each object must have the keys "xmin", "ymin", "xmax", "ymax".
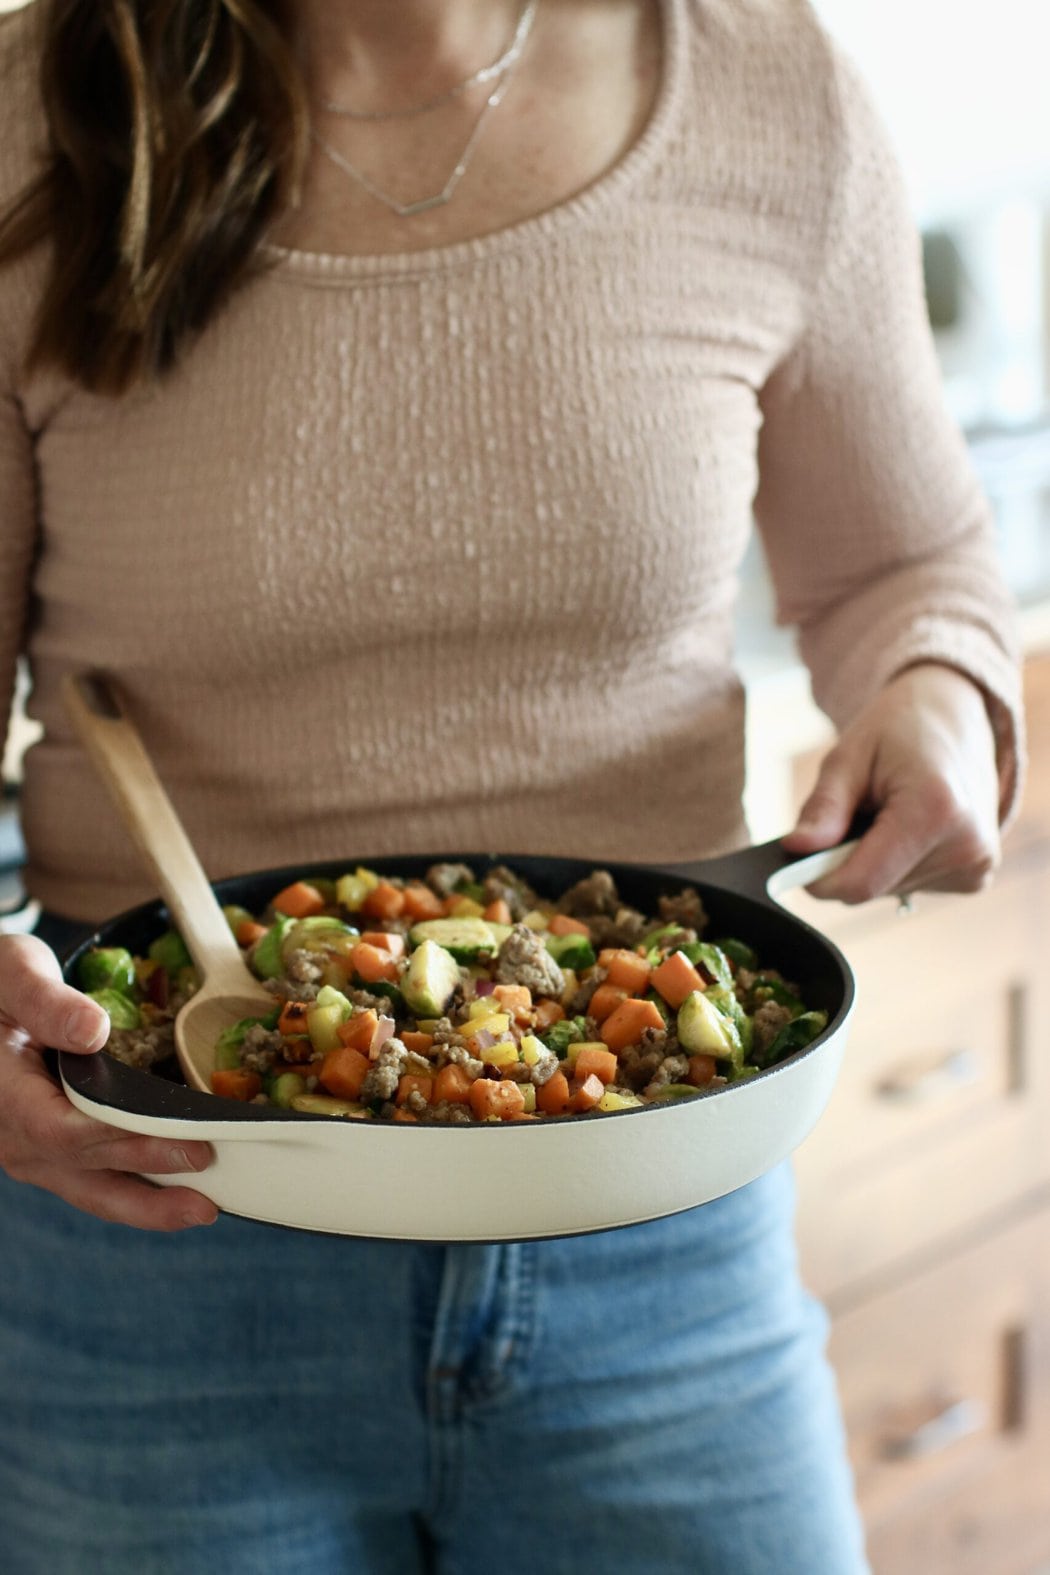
[
  {"xmin": 877, "ymin": 1048, "xmax": 980, "ymax": 1104},
  {"xmin": 882, "ymin": 1397, "xmax": 988, "ymax": 1461}
]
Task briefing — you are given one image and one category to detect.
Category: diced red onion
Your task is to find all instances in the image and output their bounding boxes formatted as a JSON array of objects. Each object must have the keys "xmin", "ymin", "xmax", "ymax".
[
  {"xmin": 147, "ymin": 966, "xmax": 170, "ymax": 1009},
  {"xmin": 472, "ymin": 1028, "xmax": 498, "ymax": 1051},
  {"xmin": 369, "ymin": 1015, "xmax": 397, "ymax": 1058},
  {"xmin": 474, "ymin": 980, "xmax": 497, "ymax": 997}
]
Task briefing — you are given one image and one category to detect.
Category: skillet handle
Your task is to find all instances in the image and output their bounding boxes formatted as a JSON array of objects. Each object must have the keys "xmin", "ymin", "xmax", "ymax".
[{"xmin": 661, "ymin": 811, "xmax": 876, "ymax": 910}]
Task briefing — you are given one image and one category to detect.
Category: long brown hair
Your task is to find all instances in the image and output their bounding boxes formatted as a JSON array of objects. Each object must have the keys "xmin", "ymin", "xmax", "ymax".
[{"xmin": 0, "ymin": 0, "xmax": 309, "ymax": 394}]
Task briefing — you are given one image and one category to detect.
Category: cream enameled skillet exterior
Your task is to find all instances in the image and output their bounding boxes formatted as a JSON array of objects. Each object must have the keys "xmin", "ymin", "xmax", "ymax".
[{"xmin": 58, "ymin": 840, "xmax": 857, "ymax": 1240}]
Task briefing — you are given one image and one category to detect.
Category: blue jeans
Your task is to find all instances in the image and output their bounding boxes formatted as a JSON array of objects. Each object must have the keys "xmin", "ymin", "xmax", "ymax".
[{"xmin": 0, "ymin": 1154, "xmax": 868, "ymax": 1574}]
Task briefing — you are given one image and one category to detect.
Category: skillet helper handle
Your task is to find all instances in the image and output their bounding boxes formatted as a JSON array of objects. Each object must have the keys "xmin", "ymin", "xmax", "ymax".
[
  {"xmin": 61, "ymin": 672, "xmax": 247, "ymax": 989},
  {"xmin": 664, "ymin": 810, "xmax": 877, "ymax": 909}
]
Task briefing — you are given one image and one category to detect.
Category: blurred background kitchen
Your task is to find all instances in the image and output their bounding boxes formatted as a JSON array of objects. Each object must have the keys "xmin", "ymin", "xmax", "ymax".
[
  {"xmin": 741, "ymin": 0, "xmax": 1050, "ymax": 835},
  {"xmin": 1, "ymin": 1, "xmax": 1049, "ymax": 1571}
]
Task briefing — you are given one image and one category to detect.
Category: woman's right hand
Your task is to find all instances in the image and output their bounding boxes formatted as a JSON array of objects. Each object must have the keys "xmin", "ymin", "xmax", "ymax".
[{"xmin": 0, "ymin": 933, "xmax": 217, "ymax": 1230}]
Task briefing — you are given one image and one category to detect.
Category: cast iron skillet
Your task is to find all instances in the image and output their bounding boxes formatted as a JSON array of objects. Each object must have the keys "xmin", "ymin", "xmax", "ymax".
[{"xmin": 59, "ymin": 838, "xmax": 857, "ymax": 1240}]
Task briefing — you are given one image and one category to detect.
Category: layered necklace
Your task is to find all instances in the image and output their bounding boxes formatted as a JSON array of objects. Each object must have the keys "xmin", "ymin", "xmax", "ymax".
[{"xmin": 312, "ymin": 0, "xmax": 539, "ymax": 219}]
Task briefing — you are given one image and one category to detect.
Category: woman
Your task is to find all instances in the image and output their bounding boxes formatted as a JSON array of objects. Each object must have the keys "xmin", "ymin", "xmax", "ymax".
[{"xmin": 0, "ymin": 1, "xmax": 1021, "ymax": 1571}]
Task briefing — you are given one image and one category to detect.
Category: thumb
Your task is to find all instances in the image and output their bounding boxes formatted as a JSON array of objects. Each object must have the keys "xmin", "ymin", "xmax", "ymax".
[
  {"xmin": 0, "ymin": 933, "xmax": 110, "ymax": 1053},
  {"xmin": 782, "ymin": 738, "xmax": 871, "ymax": 854}
]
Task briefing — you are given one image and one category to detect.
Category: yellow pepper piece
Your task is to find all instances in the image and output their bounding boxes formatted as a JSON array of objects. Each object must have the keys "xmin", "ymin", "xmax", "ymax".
[
  {"xmin": 482, "ymin": 1041, "xmax": 520, "ymax": 1070},
  {"xmin": 461, "ymin": 1012, "xmax": 511, "ymax": 1041},
  {"xmin": 598, "ymin": 1090, "xmax": 643, "ymax": 1112},
  {"xmin": 520, "ymin": 1034, "xmax": 545, "ymax": 1067}
]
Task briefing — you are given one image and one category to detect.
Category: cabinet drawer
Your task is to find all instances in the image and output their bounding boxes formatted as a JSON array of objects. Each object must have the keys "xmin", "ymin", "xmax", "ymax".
[
  {"xmin": 790, "ymin": 862, "xmax": 1050, "ymax": 1298},
  {"xmin": 829, "ymin": 1201, "xmax": 1050, "ymax": 1574}
]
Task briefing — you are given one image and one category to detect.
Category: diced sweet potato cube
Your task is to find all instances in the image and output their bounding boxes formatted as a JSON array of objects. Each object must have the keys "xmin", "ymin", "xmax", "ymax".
[{"xmin": 651, "ymin": 951, "xmax": 705, "ymax": 1009}]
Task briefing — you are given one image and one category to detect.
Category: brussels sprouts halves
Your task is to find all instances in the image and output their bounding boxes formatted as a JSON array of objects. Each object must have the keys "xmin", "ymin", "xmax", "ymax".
[
  {"xmin": 87, "ymin": 988, "xmax": 142, "ymax": 1031},
  {"xmin": 77, "ymin": 947, "xmax": 136, "ymax": 998},
  {"xmin": 148, "ymin": 929, "xmax": 192, "ymax": 973}
]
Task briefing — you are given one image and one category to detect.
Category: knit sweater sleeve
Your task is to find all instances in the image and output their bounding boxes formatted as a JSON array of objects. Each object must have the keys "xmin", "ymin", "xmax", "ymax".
[{"xmin": 752, "ymin": 42, "xmax": 1024, "ymax": 825}]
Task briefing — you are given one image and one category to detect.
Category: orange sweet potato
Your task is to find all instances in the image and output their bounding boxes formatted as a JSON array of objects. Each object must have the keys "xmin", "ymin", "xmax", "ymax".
[
  {"xmin": 468, "ymin": 1078, "xmax": 526, "ymax": 1121},
  {"xmin": 349, "ymin": 942, "xmax": 400, "ymax": 985},
  {"xmin": 211, "ymin": 1069, "xmax": 262, "ymax": 1102},
  {"xmin": 360, "ymin": 881, "xmax": 406, "ymax": 921},
  {"xmin": 270, "ymin": 881, "xmax": 327, "ymax": 919},
  {"xmin": 532, "ymin": 999, "xmax": 565, "ymax": 1031},
  {"xmin": 337, "ymin": 1008, "xmax": 379, "ymax": 1052},
  {"xmin": 650, "ymin": 951, "xmax": 705, "ymax": 1010},
  {"xmin": 588, "ymin": 983, "xmax": 629, "ymax": 1024},
  {"xmin": 277, "ymin": 1000, "xmax": 311, "ymax": 1037},
  {"xmin": 401, "ymin": 883, "xmax": 445, "ymax": 920},
  {"xmin": 360, "ymin": 931, "xmax": 406, "ymax": 958},
  {"xmin": 600, "ymin": 998, "xmax": 666, "ymax": 1052},
  {"xmin": 433, "ymin": 1064, "xmax": 473, "ymax": 1104},
  {"xmin": 575, "ymin": 1045, "xmax": 619, "ymax": 1085},
  {"xmin": 235, "ymin": 919, "xmax": 269, "ymax": 948},
  {"xmin": 570, "ymin": 1073, "xmax": 605, "ymax": 1112},
  {"xmin": 396, "ymin": 1074, "xmax": 433, "ymax": 1106},
  {"xmin": 493, "ymin": 984, "xmax": 533, "ymax": 1021},
  {"xmin": 319, "ymin": 1045, "xmax": 369, "ymax": 1100},
  {"xmin": 536, "ymin": 1070, "xmax": 571, "ymax": 1114},
  {"xmin": 597, "ymin": 949, "xmax": 652, "ymax": 996}
]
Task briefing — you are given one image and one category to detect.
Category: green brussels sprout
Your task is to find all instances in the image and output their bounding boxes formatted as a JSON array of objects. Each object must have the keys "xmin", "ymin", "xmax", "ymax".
[
  {"xmin": 641, "ymin": 923, "xmax": 700, "ymax": 966},
  {"xmin": 214, "ymin": 1016, "xmax": 267, "ymax": 1063},
  {"xmin": 640, "ymin": 921, "xmax": 697, "ymax": 952},
  {"xmin": 250, "ymin": 917, "xmax": 295, "ymax": 980},
  {"xmin": 715, "ymin": 937, "xmax": 758, "ymax": 972},
  {"xmin": 77, "ymin": 947, "xmax": 136, "ymax": 998},
  {"xmin": 677, "ymin": 990, "xmax": 743, "ymax": 1069},
  {"xmin": 269, "ymin": 1072, "xmax": 307, "ymax": 1108},
  {"xmin": 757, "ymin": 1010, "xmax": 829, "ymax": 1070},
  {"xmin": 542, "ymin": 1016, "xmax": 588, "ymax": 1058},
  {"xmin": 358, "ymin": 979, "xmax": 404, "ymax": 1014},
  {"xmin": 749, "ymin": 974, "xmax": 804, "ymax": 1013},
  {"xmin": 704, "ymin": 984, "xmax": 753, "ymax": 1058},
  {"xmin": 544, "ymin": 933, "xmax": 597, "ymax": 970},
  {"xmin": 650, "ymin": 1083, "xmax": 702, "ymax": 1101},
  {"xmin": 87, "ymin": 989, "xmax": 141, "ymax": 1031},
  {"xmin": 679, "ymin": 942, "xmax": 734, "ymax": 990},
  {"xmin": 148, "ymin": 929, "xmax": 192, "ymax": 973},
  {"xmin": 286, "ymin": 917, "xmax": 359, "ymax": 961}
]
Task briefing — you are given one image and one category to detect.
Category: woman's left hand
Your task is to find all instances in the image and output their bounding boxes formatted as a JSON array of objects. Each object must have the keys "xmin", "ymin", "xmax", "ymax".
[{"xmin": 781, "ymin": 662, "xmax": 1002, "ymax": 902}]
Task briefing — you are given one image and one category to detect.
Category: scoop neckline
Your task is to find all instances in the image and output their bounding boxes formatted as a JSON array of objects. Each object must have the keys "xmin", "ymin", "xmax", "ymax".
[{"xmin": 262, "ymin": 0, "xmax": 685, "ymax": 283}]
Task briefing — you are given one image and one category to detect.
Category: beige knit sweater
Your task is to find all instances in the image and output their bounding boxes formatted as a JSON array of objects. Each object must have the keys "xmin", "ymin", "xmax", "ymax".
[{"xmin": 0, "ymin": 0, "xmax": 1023, "ymax": 923}]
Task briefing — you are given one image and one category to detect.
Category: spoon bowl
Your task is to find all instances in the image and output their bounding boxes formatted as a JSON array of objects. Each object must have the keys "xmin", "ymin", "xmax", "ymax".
[
  {"xmin": 62, "ymin": 673, "xmax": 274, "ymax": 1093},
  {"xmin": 172, "ymin": 978, "xmax": 278, "ymax": 1093}
]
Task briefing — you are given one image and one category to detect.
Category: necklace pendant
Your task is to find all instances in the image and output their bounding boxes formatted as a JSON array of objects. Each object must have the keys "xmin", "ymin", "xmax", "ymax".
[{"xmin": 393, "ymin": 190, "xmax": 453, "ymax": 218}]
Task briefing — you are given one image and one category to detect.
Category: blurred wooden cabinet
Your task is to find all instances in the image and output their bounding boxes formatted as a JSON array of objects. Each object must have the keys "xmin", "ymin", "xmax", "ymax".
[{"xmin": 791, "ymin": 650, "xmax": 1050, "ymax": 1574}]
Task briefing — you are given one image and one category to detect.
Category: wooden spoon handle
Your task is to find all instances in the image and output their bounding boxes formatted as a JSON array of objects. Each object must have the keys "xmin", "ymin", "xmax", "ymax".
[{"xmin": 62, "ymin": 673, "xmax": 247, "ymax": 991}]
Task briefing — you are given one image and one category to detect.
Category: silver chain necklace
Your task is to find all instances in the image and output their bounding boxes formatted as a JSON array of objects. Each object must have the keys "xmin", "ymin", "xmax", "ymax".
[
  {"xmin": 312, "ymin": 1, "xmax": 538, "ymax": 219},
  {"xmin": 319, "ymin": 0, "xmax": 538, "ymax": 122}
]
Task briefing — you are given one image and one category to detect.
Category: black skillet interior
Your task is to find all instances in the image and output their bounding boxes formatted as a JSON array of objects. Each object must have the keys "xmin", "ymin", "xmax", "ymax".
[{"xmin": 58, "ymin": 849, "xmax": 855, "ymax": 1123}]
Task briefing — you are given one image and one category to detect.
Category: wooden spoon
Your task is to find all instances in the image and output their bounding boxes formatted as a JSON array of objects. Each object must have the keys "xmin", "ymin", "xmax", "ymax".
[{"xmin": 62, "ymin": 673, "xmax": 276, "ymax": 1093}]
